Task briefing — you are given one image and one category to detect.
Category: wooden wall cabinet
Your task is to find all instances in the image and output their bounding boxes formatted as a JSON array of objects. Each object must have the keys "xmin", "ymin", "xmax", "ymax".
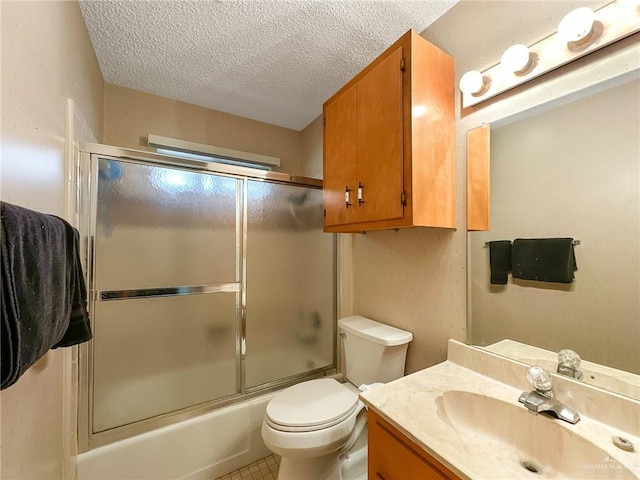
[
  {"xmin": 322, "ymin": 30, "xmax": 455, "ymax": 233},
  {"xmin": 368, "ymin": 410, "xmax": 460, "ymax": 480},
  {"xmin": 467, "ymin": 125, "xmax": 490, "ymax": 231}
]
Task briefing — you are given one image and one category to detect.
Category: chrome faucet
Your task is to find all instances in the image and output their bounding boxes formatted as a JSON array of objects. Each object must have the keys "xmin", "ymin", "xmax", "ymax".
[
  {"xmin": 518, "ymin": 366, "xmax": 581, "ymax": 424},
  {"xmin": 556, "ymin": 349, "xmax": 583, "ymax": 380}
]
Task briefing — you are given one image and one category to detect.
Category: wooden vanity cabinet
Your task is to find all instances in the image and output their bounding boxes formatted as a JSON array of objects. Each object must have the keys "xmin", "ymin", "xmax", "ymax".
[
  {"xmin": 368, "ymin": 410, "xmax": 460, "ymax": 480},
  {"xmin": 322, "ymin": 30, "xmax": 455, "ymax": 233}
]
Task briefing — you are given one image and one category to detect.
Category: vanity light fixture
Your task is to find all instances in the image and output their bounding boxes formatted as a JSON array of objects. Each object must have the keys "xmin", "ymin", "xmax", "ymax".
[
  {"xmin": 557, "ymin": 7, "xmax": 596, "ymax": 45},
  {"xmin": 500, "ymin": 44, "xmax": 532, "ymax": 75},
  {"xmin": 459, "ymin": 70, "xmax": 489, "ymax": 96},
  {"xmin": 459, "ymin": 0, "xmax": 640, "ymax": 109}
]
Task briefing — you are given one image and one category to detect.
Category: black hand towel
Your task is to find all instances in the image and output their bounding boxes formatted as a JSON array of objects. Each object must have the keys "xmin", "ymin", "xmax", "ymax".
[
  {"xmin": 1, "ymin": 202, "xmax": 92, "ymax": 390},
  {"xmin": 512, "ymin": 238, "xmax": 577, "ymax": 284},
  {"xmin": 488, "ymin": 240, "xmax": 512, "ymax": 285}
]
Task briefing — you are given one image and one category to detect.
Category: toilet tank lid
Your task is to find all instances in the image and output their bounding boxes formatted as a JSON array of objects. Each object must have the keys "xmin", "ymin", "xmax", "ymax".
[{"xmin": 338, "ymin": 316, "xmax": 413, "ymax": 346}]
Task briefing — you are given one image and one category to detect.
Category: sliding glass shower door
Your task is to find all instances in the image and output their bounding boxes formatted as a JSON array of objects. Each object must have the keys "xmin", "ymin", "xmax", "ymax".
[
  {"xmin": 85, "ymin": 151, "xmax": 335, "ymax": 442},
  {"xmin": 92, "ymin": 159, "xmax": 241, "ymax": 432},
  {"xmin": 245, "ymin": 181, "xmax": 334, "ymax": 388}
]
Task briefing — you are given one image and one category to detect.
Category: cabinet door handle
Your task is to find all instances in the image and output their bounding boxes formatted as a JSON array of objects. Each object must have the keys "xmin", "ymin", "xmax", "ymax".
[
  {"xmin": 357, "ymin": 182, "xmax": 365, "ymax": 206},
  {"xmin": 344, "ymin": 186, "xmax": 352, "ymax": 209},
  {"xmin": 375, "ymin": 473, "xmax": 386, "ymax": 480}
]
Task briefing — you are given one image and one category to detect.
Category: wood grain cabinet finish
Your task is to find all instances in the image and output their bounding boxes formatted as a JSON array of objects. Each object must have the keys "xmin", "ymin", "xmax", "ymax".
[
  {"xmin": 368, "ymin": 410, "xmax": 460, "ymax": 480},
  {"xmin": 467, "ymin": 125, "xmax": 490, "ymax": 231},
  {"xmin": 322, "ymin": 30, "xmax": 455, "ymax": 233}
]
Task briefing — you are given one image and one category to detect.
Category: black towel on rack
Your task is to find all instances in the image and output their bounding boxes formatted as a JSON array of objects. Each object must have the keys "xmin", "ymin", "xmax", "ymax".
[
  {"xmin": 1, "ymin": 202, "xmax": 92, "ymax": 390},
  {"xmin": 511, "ymin": 238, "xmax": 577, "ymax": 284},
  {"xmin": 488, "ymin": 240, "xmax": 512, "ymax": 285}
]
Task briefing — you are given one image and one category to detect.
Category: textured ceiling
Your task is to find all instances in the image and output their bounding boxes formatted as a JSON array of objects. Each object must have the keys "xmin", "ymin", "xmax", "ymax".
[{"xmin": 79, "ymin": 0, "xmax": 457, "ymax": 131}]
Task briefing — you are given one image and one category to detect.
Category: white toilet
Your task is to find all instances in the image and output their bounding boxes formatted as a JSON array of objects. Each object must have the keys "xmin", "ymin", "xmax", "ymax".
[{"xmin": 261, "ymin": 316, "xmax": 413, "ymax": 480}]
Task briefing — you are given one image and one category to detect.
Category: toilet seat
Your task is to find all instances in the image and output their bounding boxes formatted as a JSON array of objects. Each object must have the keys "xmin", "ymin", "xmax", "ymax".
[{"xmin": 265, "ymin": 378, "xmax": 358, "ymax": 432}]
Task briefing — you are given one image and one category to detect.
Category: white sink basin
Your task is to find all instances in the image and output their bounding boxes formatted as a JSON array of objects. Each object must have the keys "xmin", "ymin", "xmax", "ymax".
[{"xmin": 435, "ymin": 390, "xmax": 635, "ymax": 479}]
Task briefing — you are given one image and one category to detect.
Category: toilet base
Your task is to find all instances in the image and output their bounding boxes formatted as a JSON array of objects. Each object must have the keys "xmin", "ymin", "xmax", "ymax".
[
  {"xmin": 277, "ymin": 453, "xmax": 341, "ymax": 480},
  {"xmin": 340, "ymin": 422, "xmax": 367, "ymax": 480},
  {"xmin": 275, "ymin": 419, "xmax": 368, "ymax": 480}
]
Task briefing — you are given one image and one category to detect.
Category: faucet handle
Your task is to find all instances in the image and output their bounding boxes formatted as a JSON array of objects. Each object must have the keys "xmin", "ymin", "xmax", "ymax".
[
  {"xmin": 558, "ymin": 349, "xmax": 581, "ymax": 368},
  {"xmin": 557, "ymin": 349, "xmax": 583, "ymax": 380},
  {"xmin": 527, "ymin": 366, "xmax": 554, "ymax": 396}
]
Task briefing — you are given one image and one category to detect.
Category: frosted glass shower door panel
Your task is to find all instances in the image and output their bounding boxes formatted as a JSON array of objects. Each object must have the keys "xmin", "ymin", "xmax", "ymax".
[
  {"xmin": 94, "ymin": 158, "xmax": 239, "ymax": 290},
  {"xmin": 245, "ymin": 181, "xmax": 335, "ymax": 388},
  {"xmin": 92, "ymin": 292, "xmax": 238, "ymax": 432}
]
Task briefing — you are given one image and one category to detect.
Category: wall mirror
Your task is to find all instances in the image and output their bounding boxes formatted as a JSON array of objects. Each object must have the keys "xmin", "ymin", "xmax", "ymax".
[{"xmin": 467, "ymin": 72, "xmax": 639, "ymax": 400}]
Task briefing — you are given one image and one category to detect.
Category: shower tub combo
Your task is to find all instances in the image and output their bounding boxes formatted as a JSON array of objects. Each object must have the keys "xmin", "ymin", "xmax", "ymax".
[{"xmin": 75, "ymin": 144, "xmax": 336, "ymax": 479}]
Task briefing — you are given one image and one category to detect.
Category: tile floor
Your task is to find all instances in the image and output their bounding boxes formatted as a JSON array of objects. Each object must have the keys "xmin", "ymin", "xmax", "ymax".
[{"xmin": 214, "ymin": 454, "xmax": 280, "ymax": 480}]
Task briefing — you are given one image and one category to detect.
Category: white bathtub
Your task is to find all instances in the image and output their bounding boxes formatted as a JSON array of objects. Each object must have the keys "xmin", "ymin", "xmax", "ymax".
[
  {"xmin": 79, "ymin": 344, "xmax": 335, "ymax": 479},
  {"xmin": 78, "ymin": 390, "xmax": 278, "ymax": 480}
]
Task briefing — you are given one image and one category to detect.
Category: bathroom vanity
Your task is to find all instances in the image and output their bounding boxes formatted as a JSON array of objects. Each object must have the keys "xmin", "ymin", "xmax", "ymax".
[
  {"xmin": 368, "ymin": 409, "xmax": 459, "ymax": 479},
  {"xmin": 360, "ymin": 340, "xmax": 640, "ymax": 480}
]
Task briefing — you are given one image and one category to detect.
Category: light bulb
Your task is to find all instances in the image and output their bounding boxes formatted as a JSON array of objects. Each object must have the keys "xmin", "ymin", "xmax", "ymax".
[
  {"xmin": 459, "ymin": 70, "xmax": 487, "ymax": 96},
  {"xmin": 501, "ymin": 44, "xmax": 531, "ymax": 75},
  {"xmin": 557, "ymin": 7, "xmax": 595, "ymax": 44}
]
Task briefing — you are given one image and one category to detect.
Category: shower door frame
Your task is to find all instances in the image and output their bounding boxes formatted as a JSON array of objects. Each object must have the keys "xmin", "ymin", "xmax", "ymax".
[{"xmin": 77, "ymin": 143, "xmax": 337, "ymax": 452}]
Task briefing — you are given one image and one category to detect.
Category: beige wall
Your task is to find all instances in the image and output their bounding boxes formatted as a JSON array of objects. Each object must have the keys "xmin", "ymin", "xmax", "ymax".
[
  {"xmin": 103, "ymin": 84, "xmax": 304, "ymax": 176},
  {"xmin": 352, "ymin": 229, "xmax": 466, "ymax": 373},
  {"xmin": 1, "ymin": 1, "xmax": 104, "ymax": 479},
  {"xmin": 301, "ymin": 115, "xmax": 323, "ymax": 179},
  {"xmin": 470, "ymin": 79, "xmax": 640, "ymax": 374}
]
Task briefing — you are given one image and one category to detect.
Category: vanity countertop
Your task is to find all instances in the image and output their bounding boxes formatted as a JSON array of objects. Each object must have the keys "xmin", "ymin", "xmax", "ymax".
[{"xmin": 359, "ymin": 340, "xmax": 640, "ymax": 480}]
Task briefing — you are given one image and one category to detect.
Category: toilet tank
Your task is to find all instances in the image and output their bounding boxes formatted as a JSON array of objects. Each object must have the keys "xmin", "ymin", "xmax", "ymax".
[{"xmin": 339, "ymin": 316, "xmax": 413, "ymax": 387}]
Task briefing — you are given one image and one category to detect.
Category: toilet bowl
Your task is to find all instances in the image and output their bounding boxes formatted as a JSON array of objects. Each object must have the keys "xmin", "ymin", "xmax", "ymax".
[
  {"xmin": 261, "ymin": 378, "xmax": 363, "ymax": 461},
  {"xmin": 261, "ymin": 316, "xmax": 413, "ymax": 480}
]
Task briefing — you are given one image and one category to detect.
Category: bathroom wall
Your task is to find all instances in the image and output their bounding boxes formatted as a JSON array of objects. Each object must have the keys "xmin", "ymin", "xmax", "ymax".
[
  {"xmin": 0, "ymin": 1, "xmax": 104, "ymax": 478},
  {"xmin": 300, "ymin": 115, "xmax": 323, "ymax": 179},
  {"xmin": 103, "ymin": 84, "xmax": 304, "ymax": 176}
]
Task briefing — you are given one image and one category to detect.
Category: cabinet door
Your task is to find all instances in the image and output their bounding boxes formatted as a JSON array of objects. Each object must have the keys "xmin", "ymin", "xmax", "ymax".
[
  {"xmin": 323, "ymin": 84, "xmax": 357, "ymax": 227},
  {"xmin": 368, "ymin": 410, "xmax": 459, "ymax": 480},
  {"xmin": 356, "ymin": 46, "xmax": 404, "ymax": 224}
]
